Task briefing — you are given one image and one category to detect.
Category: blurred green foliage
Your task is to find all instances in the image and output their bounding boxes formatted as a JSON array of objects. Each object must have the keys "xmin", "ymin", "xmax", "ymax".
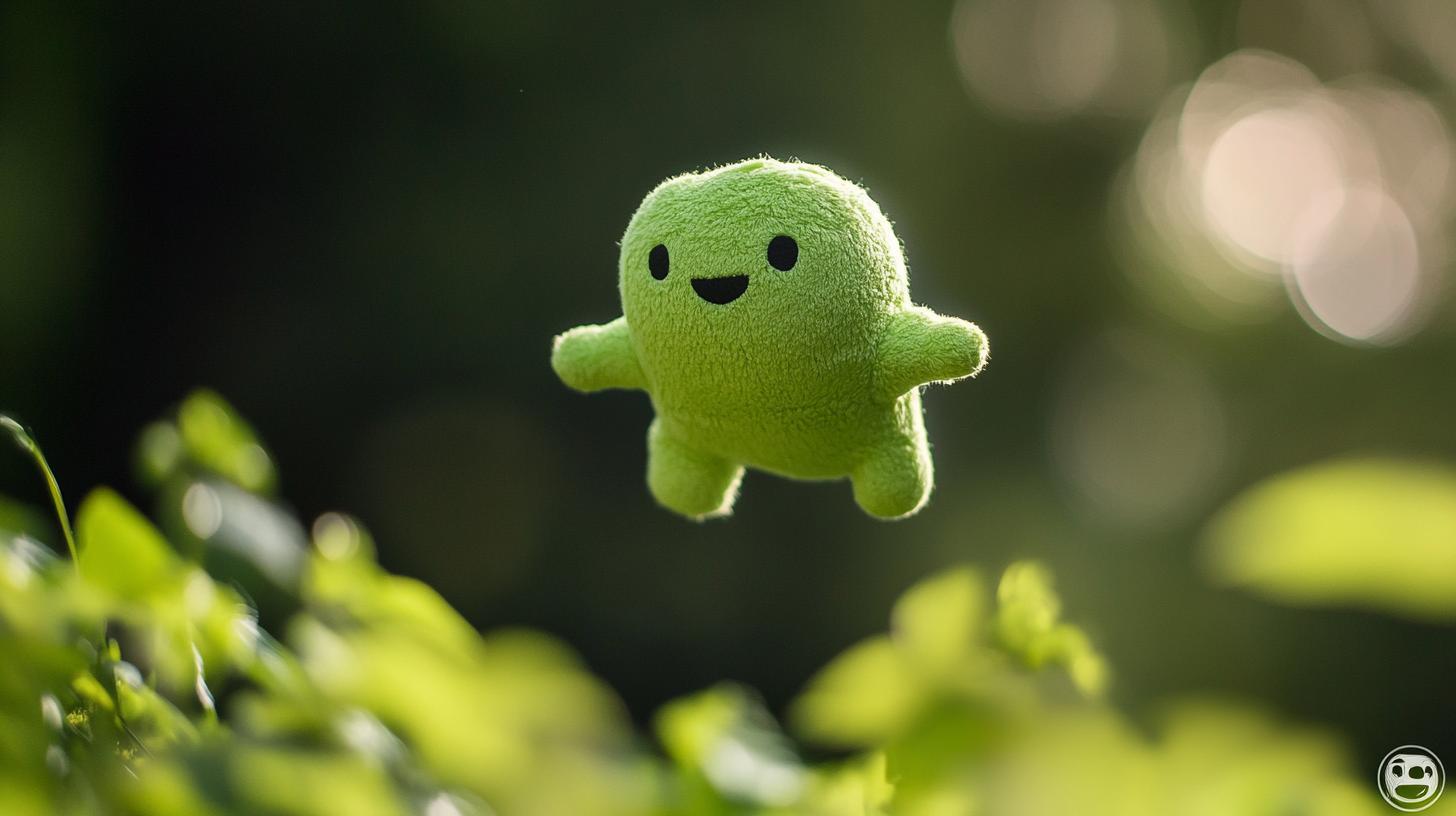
[
  {"xmin": 1205, "ymin": 457, "xmax": 1456, "ymax": 620},
  {"xmin": 0, "ymin": 392, "xmax": 1445, "ymax": 815}
]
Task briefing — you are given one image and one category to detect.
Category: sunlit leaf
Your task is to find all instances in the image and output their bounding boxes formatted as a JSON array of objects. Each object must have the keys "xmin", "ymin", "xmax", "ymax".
[
  {"xmin": 290, "ymin": 614, "xmax": 633, "ymax": 809},
  {"xmin": 655, "ymin": 684, "xmax": 805, "ymax": 807},
  {"xmin": 790, "ymin": 636, "xmax": 923, "ymax": 748},
  {"xmin": 1053, "ymin": 626, "xmax": 1109, "ymax": 697},
  {"xmin": 992, "ymin": 561, "xmax": 1107, "ymax": 695},
  {"xmin": 177, "ymin": 391, "xmax": 277, "ymax": 494},
  {"xmin": 227, "ymin": 746, "xmax": 410, "ymax": 816},
  {"xmin": 993, "ymin": 561, "xmax": 1061, "ymax": 658},
  {"xmin": 883, "ymin": 698, "xmax": 1006, "ymax": 806},
  {"xmin": 115, "ymin": 678, "xmax": 200, "ymax": 749},
  {"xmin": 76, "ymin": 488, "xmax": 178, "ymax": 597},
  {"xmin": 1155, "ymin": 702, "xmax": 1384, "ymax": 816},
  {"xmin": 800, "ymin": 753, "xmax": 892, "ymax": 816},
  {"xmin": 1205, "ymin": 457, "xmax": 1456, "ymax": 619},
  {"xmin": 891, "ymin": 565, "xmax": 984, "ymax": 680},
  {"xmin": 306, "ymin": 557, "xmax": 486, "ymax": 662},
  {"xmin": 973, "ymin": 708, "xmax": 1153, "ymax": 816},
  {"xmin": 123, "ymin": 761, "xmax": 226, "ymax": 816},
  {"xmin": 72, "ymin": 671, "xmax": 116, "ymax": 712},
  {"xmin": 657, "ymin": 685, "xmax": 739, "ymax": 768}
]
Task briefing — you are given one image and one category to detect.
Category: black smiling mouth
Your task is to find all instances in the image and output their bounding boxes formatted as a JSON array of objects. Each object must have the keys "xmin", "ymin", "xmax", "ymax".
[{"xmin": 690, "ymin": 275, "xmax": 749, "ymax": 305}]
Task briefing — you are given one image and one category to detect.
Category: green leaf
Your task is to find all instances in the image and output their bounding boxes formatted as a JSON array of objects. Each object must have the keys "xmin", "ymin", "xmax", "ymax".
[
  {"xmin": 76, "ymin": 488, "xmax": 178, "ymax": 597},
  {"xmin": 891, "ymin": 565, "xmax": 984, "ymax": 679},
  {"xmin": 135, "ymin": 421, "xmax": 184, "ymax": 487},
  {"xmin": 655, "ymin": 684, "xmax": 805, "ymax": 807},
  {"xmin": 115, "ymin": 676, "xmax": 200, "ymax": 749},
  {"xmin": 993, "ymin": 561, "xmax": 1061, "ymax": 660},
  {"xmin": 226, "ymin": 746, "xmax": 410, "ymax": 816},
  {"xmin": 177, "ymin": 390, "xmax": 276, "ymax": 494},
  {"xmin": 657, "ymin": 685, "xmax": 740, "ymax": 769},
  {"xmin": 992, "ymin": 562, "xmax": 1107, "ymax": 695},
  {"xmin": 1048, "ymin": 625, "xmax": 1109, "ymax": 697},
  {"xmin": 1204, "ymin": 457, "xmax": 1456, "ymax": 620},
  {"xmin": 800, "ymin": 753, "xmax": 893, "ymax": 816},
  {"xmin": 289, "ymin": 615, "xmax": 631, "ymax": 803},
  {"xmin": 790, "ymin": 636, "xmax": 923, "ymax": 748},
  {"xmin": 72, "ymin": 671, "xmax": 116, "ymax": 712}
]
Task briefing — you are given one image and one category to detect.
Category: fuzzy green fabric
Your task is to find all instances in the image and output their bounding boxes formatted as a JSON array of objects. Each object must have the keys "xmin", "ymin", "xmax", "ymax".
[{"xmin": 552, "ymin": 157, "xmax": 987, "ymax": 520}]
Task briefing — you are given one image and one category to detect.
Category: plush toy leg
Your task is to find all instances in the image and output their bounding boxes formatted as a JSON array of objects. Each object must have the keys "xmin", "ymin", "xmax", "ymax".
[
  {"xmin": 647, "ymin": 420, "xmax": 744, "ymax": 519},
  {"xmin": 850, "ymin": 436, "xmax": 933, "ymax": 519}
]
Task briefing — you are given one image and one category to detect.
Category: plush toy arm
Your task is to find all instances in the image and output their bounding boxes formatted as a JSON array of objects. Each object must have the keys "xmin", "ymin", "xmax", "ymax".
[
  {"xmin": 873, "ymin": 306, "xmax": 987, "ymax": 402},
  {"xmin": 551, "ymin": 316, "xmax": 647, "ymax": 393}
]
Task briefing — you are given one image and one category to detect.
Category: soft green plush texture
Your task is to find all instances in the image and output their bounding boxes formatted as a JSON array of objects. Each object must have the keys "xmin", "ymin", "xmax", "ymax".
[{"xmin": 552, "ymin": 157, "xmax": 987, "ymax": 520}]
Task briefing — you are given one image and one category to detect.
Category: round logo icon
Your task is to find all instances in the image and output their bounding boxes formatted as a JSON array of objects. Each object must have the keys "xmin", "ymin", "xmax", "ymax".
[{"xmin": 1379, "ymin": 746, "xmax": 1445, "ymax": 812}]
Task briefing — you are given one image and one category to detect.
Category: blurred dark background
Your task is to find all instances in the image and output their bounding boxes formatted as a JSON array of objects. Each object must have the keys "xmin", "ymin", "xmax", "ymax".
[{"xmin": 5, "ymin": 0, "xmax": 1455, "ymax": 764}]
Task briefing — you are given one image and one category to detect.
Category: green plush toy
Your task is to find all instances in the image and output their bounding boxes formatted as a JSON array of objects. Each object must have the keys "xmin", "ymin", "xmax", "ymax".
[{"xmin": 552, "ymin": 157, "xmax": 987, "ymax": 520}]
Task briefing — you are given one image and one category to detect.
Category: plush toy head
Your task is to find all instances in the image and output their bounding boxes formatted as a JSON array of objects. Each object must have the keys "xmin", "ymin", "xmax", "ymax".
[
  {"xmin": 622, "ymin": 158, "xmax": 908, "ymax": 299},
  {"xmin": 618, "ymin": 159, "xmax": 910, "ymax": 423},
  {"xmin": 552, "ymin": 157, "xmax": 987, "ymax": 520}
]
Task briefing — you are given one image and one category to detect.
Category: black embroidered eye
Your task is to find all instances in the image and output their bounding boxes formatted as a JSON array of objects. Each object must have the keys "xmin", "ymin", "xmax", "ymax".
[
  {"xmin": 767, "ymin": 235, "xmax": 798, "ymax": 271},
  {"xmin": 649, "ymin": 244, "xmax": 669, "ymax": 280}
]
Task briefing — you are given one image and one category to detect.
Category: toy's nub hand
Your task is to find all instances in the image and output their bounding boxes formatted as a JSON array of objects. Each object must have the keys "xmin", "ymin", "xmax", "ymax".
[
  {"xmin": 874, "ymin": 306, "xmax": 987, "ymax": 402},
  {"xmin": 551, "ymin": 316, "xmax": 647, "ymax": 393}
]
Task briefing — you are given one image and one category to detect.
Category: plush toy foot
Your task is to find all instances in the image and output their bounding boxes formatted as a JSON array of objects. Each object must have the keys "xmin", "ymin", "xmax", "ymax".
[
  {"xmin": 647, "ymin": 421, "xmax": 745, "ymax": 519},
  {"xmin": 851, "ymin": 442, "xmax": 932, "ymax": 519}
]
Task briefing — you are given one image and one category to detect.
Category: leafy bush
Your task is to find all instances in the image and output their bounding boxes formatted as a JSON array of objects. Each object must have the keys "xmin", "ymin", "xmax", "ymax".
[{"xmin": 0, "ymin": 393, "xmax": 1427, "ymax": 815}]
